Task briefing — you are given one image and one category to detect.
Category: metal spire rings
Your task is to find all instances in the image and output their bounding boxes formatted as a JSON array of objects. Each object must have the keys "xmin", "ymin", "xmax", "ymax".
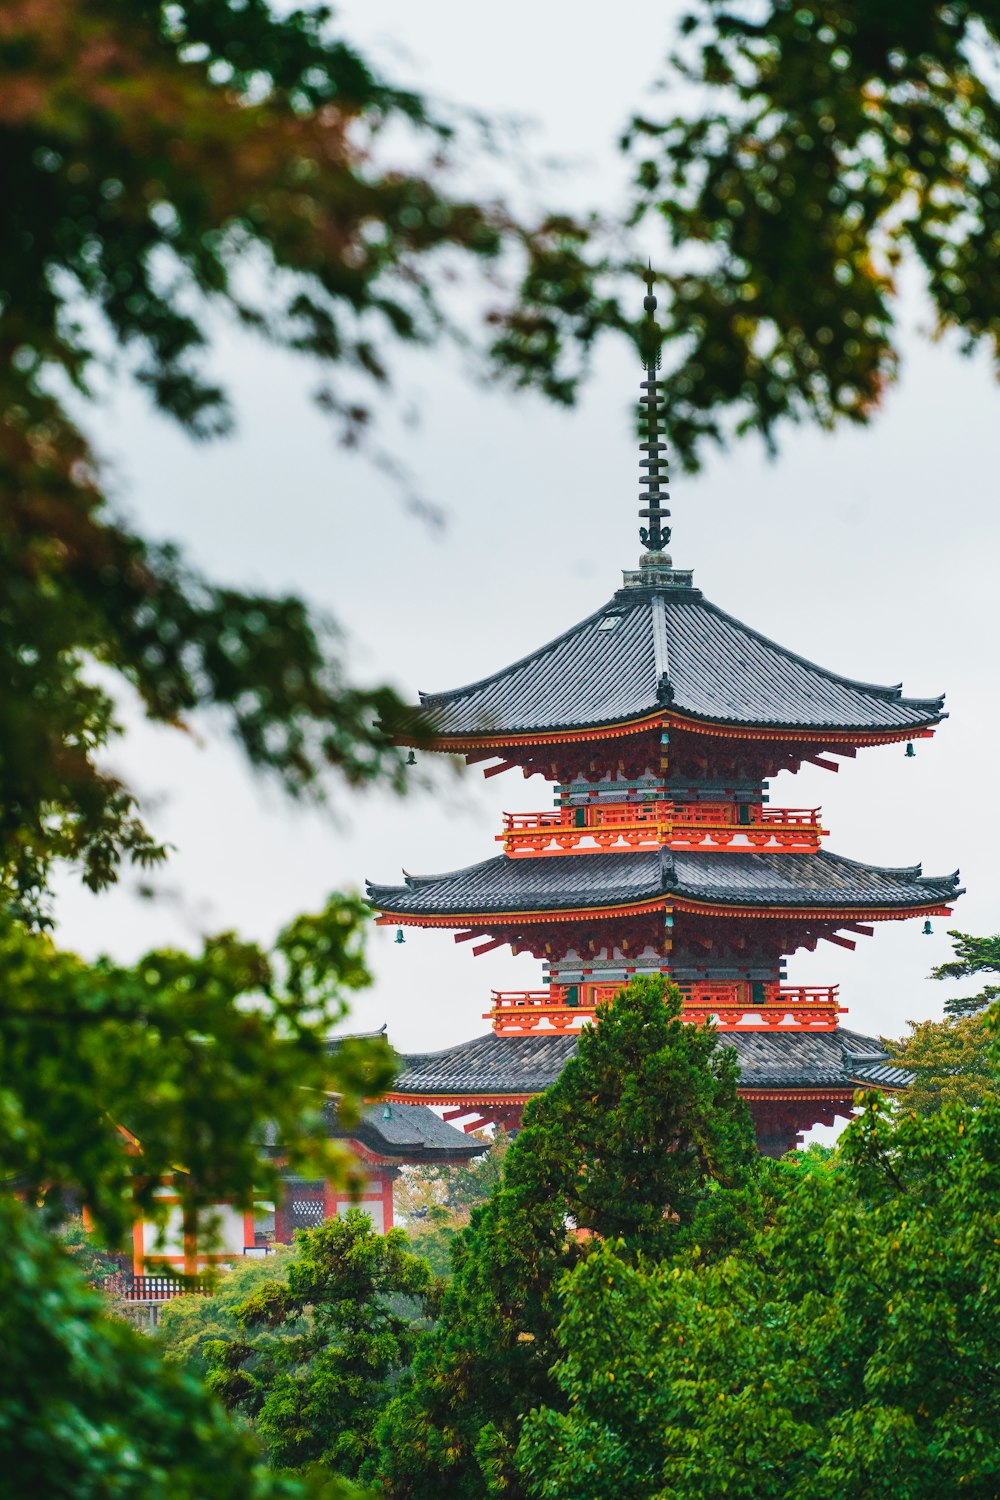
[{"xmin": 638, "ymin": 265, "xmax": 671, "ymax": 555}]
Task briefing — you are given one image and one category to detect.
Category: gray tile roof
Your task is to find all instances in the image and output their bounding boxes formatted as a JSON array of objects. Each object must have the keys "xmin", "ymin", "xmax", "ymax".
[
  {"xmin": 367, "ymin": 849, "xmax": 962, "ymax": 917},
  {"xmin": 843, "ymin": 1060, "xmax": 914, "ymax": 1089},
  {"xmin": 418, "ymin": 586, "xmax": 944, "ymax": 738},
  {"xmin": 391, "ymin": 1025, "xmax": 904, "ymax": 1097},
  {"xmin": 330, "ymin": 1101, "xmax": 481, "ymax": 1160}
]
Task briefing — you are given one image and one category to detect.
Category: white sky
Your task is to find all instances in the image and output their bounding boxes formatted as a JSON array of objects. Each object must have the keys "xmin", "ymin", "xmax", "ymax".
[{"xmin": 54, "ymin": 1, "xmax": 998, "ymax": 1061}]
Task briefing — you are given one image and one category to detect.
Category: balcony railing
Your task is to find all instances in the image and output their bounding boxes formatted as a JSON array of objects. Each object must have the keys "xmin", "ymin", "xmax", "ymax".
[
  {"xmin": 485, "ymin": 981, "xmax": 843, "ymax": 1034},
  {"xmin": 498, "ymin": 802, "xmax": 825, "ymax": 856},
  {"xmin": 104, "ymin": 1273, "xmax": 212, "ymax": 1303}
]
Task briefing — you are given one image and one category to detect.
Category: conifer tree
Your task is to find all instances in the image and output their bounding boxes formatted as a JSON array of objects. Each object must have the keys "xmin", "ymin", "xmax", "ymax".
[
  {"xmin": 207, "ymin": 1211, "xmax": 435, "ymax": 1481},
  {"xmin": 376, "ymin": 977, "xmax": 760, "ymax": 1500}
]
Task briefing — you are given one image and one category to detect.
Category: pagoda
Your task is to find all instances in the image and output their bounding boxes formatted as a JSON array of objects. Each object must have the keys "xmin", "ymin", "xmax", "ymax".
[{"xmin": 368, "ymin": 275, "xmax": 961, "ymax": 1157}]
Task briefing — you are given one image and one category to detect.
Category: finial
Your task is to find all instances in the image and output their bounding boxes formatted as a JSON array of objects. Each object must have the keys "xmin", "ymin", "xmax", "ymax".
[
  {"xmin": 638, "ymin": 265, "xmax": 671, "ymax": 557},
  {"xmin": 643, "ymin": 258, "xmax": 657, "ymax": 313}
]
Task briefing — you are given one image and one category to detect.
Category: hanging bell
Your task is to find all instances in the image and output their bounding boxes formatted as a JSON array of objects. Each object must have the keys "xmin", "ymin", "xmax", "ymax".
[
  {"xmin": 922, "ymin": 920, "xmax": 933, "ymax": 936},
  {"xmin": 395, "ymin": 928, "xmax": 405, "ymax": 945},
  {"xmin": 905, "ymin": 742, "xmax": 915, "ymax": 759},
  {"xmin": 382, "ymin": 1103, "xmax": 393, "ymax": 1121},
  {"xmin": 406, "ymin": 749, "xmax": 417, "ymax": 767}
]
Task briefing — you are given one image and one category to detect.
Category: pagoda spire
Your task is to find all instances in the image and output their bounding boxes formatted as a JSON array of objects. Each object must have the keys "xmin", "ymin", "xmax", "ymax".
[{"xmin": 638, "ymin": 264, "xmax": 671, "ymax": 558}]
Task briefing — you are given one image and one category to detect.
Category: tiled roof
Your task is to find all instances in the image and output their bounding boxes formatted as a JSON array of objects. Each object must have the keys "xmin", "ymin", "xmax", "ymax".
[
  {"xmin": 367, "ymin": 849, "xmax": 962, "ymax": 918},
  {"xmin": 842, "ymin": 1059, "xmax": 914, "ymax": 1089},
  {"xmin": 417, "ymin": 585, "xmax": 944, "ymax": 738},
  {"xmin": 391, "ymin": 1024, "xmax": 902, "ymax": 1097},
  {"xmin": 330, "ymin": 1101, "xmax": 481, "ymax": 1160}
]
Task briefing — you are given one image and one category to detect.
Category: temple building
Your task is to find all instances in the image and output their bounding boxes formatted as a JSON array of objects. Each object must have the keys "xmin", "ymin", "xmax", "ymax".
[
  {"xmin": 123, "ymin": 1099, "xmax": 479, "ymax": 1284},
  {"xmin": 367, "ymin": 275, "xmax": 961, "ymax": 1157}
]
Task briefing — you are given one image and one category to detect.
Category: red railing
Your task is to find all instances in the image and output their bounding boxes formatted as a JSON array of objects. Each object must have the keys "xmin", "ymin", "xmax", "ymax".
[
  {"xmin": 498, "ymin": 802, "xmax": 825, "ymax": 856},
  {"xmin": 485, "ymin": 981, "xmax": 843, "ymax": 1034}
]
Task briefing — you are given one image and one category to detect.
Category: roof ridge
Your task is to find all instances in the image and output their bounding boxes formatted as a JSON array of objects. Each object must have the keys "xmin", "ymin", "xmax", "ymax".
[
  {"xmin": 398, "ymin": 854, "xmax": 502, "ymax": 887},
  {"xmin": 816, "ymin": 848, "xmax": 924, "ymax": 878},
  {"xmin": 689, "ymin": 595, "xmax": 945, "ymax": 712}
]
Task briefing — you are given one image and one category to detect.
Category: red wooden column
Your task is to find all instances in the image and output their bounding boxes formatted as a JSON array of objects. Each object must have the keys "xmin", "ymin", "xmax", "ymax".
[{"xmin": 378, "ymin": 1170, "xmax": 395, "ymax": 1231}]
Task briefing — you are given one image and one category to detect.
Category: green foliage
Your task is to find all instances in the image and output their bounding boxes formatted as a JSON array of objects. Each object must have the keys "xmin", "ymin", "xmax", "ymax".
[
  {"xmin": 625, "ymin": 1, "xmax": 1000, "ymax": 467},
  {"xmin": 933, "ymin": 930, "xmax": 1000, "ymax": 1017},
  {"xmin": 0, "ymin": 1195, "xmax": 315, "ymax": 1500},
  {"xmin": 0, "ymin": 0, "xmax": 607, "ymax": 918},
  {"xmin": 158, "ymin": 1247, "xmax": 299, "ymax": 1380},
  {"xmin": 880, "ymin": 931, "xmax": 1000, "ymax": 1114},
  {"xmin": 0, "ymin": 896, "xmax": 394, "ymax": 1247},
  {"xmin": 399, "ymin": 1131, "xmax": 511, "ymax": 1278},
  {"xmin": 207, "ymin": 1210, "xmax": 436, "ymax": 1480},
  {"xmin": 377, "ymin": 978, "xmax": 760, "ymax": 1499},
  {"xmin": 886, "ymin": 1010, "xmax": 1000, "ymax": 1115},
  {"xmin": 56, "ymin": 1213, "xmax": 126, "ymax": 1289},
  {"xmin": 519, "ymin": 1082, "xmax": 1000, "ymax": 1500}
]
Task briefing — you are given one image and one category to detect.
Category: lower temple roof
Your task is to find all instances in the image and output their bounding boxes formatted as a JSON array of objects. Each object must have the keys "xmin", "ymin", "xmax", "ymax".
[
  {"xmin": 368, "ymin": 848, "xmax": 962, "ymax": 920},
  {"xmin": 328, "ymin": 1100, "xmax": 481, "ymax": 1161},
  {"xmin": 388, "ymin": 1027, "xmax": 910, "ymax": 1099}
]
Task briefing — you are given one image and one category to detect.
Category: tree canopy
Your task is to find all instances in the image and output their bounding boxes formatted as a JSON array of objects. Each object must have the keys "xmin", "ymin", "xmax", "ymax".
[
  {"xmin": 625, "ymin": 0, "xmax": 1000, "ymax": 466},
  {"xmin": 207, "ymin": 1210, "xmax": 436, "ymax": 1480},
  {"xmin": 0, "ymin": 0, "xmax": 609, "ymax": 919},
  {"xmin": 933, "ymin": 930, "xmax": 1000, "ymax": 1017},
  {"xmin": 377, "ymin": 978, "xmax": 761, "ymax": 1500},
  {"xmin": 0, "ymin": 893, "xmax": 391, "ymax": 1246},
  {"xmin": 519, "ymin": 1071, "xmax": 1000, "ymax": 1500}
]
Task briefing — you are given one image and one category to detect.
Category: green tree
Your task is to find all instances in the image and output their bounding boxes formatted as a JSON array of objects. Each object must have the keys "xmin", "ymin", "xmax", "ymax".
[
  {"xmin": 0, "ymin": 1195, "xmax": 368, "ymax": 1500},
  {"xmin": 57, "ymin": 1213, "xmax": 126, "ymax": 1291},
  {"xmin": 207, "ymin": 1210, "xmax": 435, "ymax": 1481},
  {"xmin": 0, "ymin": 895, "xmax": 393, "ymax": 1494},
  {"xmin": 519, "ymin": 1081, "xmax": 1000, "ymax": 1500},
  {"xmin": 880, "ymin": 932, "xmax": 1000, "ymax": 1114},
  {"xmin": 933, "ymin": 930, "xmax": 1000, "ymax": 1017},
  {"xmin": 0, "ymin": 895, "xmax": 392, "ymax": 1246},
  {"xmin": 158, "ymin": 1247, "xmax": 299, "ymax": 1380},
  {"xmin": 0, "ymin": 0, "xmax": 609, "ymax": 920},
  {"xmin": 398, "ymin": 1131, "xmax": 511, "ymax": 1279},
  {"xmin": 623, "ymin": 1, "xmax": 1000, "ymax": 467},
  {"xmin": 377, "ymin": 978, "xmax": 760, "ymax": 1500},
  {"xmin": 886, "ymin": 1011, "xmax": 1000, "ymax": 1115}
]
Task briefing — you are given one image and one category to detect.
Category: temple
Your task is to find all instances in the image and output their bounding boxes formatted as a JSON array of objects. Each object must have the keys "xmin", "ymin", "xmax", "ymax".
[{"xmin": 368, "ymin": 272, "xmax": 961, "ymax": 1157}]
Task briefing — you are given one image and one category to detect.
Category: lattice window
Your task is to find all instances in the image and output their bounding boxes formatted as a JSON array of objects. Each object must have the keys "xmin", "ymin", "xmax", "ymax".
[{"xmin": 291, "ymin": 1199, "xmax": 325, "ymax": 1228}]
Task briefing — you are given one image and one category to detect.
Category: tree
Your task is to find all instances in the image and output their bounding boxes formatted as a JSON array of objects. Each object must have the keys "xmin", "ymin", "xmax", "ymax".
[
  {"xmin": 376, "ymin": 978, "xmax": 761, "ymax": 1500},
  {"xmin": 0, "ymin": 0, "xmax": 610, "ymax": 920},
  {"xmin": 0, "ymin": 895, "xmax": 393, "ymax": 1247},
  {"xmin": 158, "ymin": 1247, "xmax": 299, "ymax": 1381},
  {"xmin": 933, "ymin": 930, "xmax": 1000, "ymax": 1017},
  {"xmin": 623, "ymin": 1, "xmax": 1000, "ymax": 467},
  {"xmin": 0, "ymin": 892, "xmax": 397, "ymax": 1493},
  {"xmin": 880, "ymin": 931, "xmax": 1000, "ymax": 1114},
  {"xmin": 885, "ymin": 1011, "xmax": 1000, "ymax": 1115},
  {"xmin": 207, "ymin": 1210, "xmax": 436, "ymax": 1481},
  {"xmin": 398, "ymin": 1131, "xmax": 511, "ymax": 1279},
  {"xmin": 519, "ymin": 1080, "xmax": 1000, "ymax": 1500},
  {"xmin": 57, "ymin": 1212, "xmax": 126, "ymax": 1291},
  {"xmin": 0, "ymin": 1195, "xmax": 363, "ymax": 1500}
]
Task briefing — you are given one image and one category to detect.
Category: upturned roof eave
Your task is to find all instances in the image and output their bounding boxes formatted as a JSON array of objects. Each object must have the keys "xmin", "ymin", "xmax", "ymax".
[
  {"xmin": 401, "ymin": 585, "xmax": 946, "ymax": 745},
  {"xmin": 398, "ymin": 704, "xmax": 946, "ymax": 750}
]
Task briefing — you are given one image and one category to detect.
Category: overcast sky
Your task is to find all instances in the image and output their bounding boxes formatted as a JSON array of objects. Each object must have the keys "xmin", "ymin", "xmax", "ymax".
[{"xmin": 54, "ymin": 1, "xmax": 998, "ymax": 1069}]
